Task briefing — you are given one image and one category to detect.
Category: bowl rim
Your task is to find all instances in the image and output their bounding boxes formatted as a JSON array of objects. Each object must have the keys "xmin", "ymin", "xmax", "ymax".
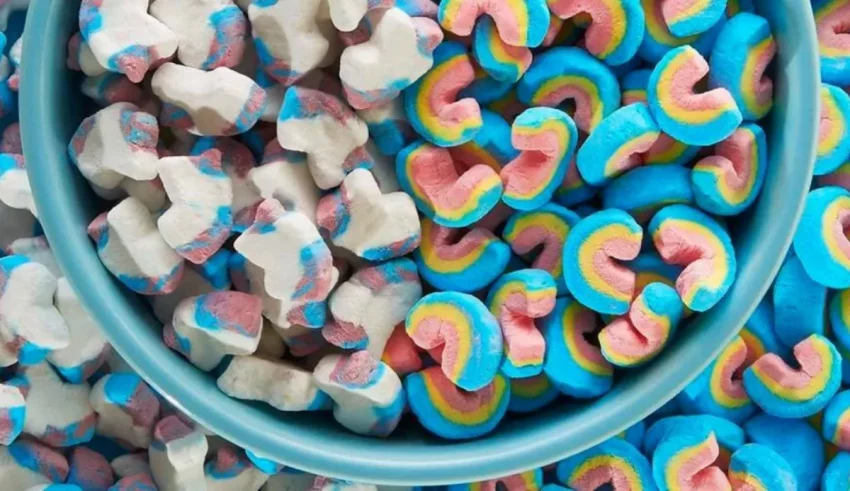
[{"xmin": 21, "ymin": 0, "xmax": 819, "ymax": 485}]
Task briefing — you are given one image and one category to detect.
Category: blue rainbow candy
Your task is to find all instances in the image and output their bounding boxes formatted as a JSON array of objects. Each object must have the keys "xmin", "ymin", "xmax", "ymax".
[
  {"xmin": 728, "ymin": 444, "xmax": 798, "ymax": 491},
  {"xmin": 448, "ymin": 468, "xmax": 543, "ymax": 490},
  {"xmin": 472, "ymin": 16, "xmax": 532, "ymax": 83},
  {"xmin": 438, "ymin": 0, "xmax": 550, "ymax": 48},
  {"xmin": 816, "ymin": 84, "xmax": 850, "ymax": 176},
  {"xmin": 639, "ymin": 0, "xmax": 726, "ymax": 64},
  {"xmin": 619, "ymin": 421, "xmax": 646, "ymax": 449},
  {"xmin": 773, "ymin": 253, "xmax": 827, "ymax": 347},
  {"xmin": 556, "ymin": 437, "xmax": 653, "ymax": 490},
  {"xmin": 602, "ymin": 165, "xmax": 694, "ymax": 222},
  {"xmin": 793, "ymin": 187, "xmax": 850, "ymax": 288},
  {"xmin": 652, "ymin": 420, "xmax": 731, "ymax": 490},
  {"xmin": 660, "ymin": 0, "xmax": 725, "ymax": 38},
  {"xmin": 830, "ymin": 288, "xmax": 850, "ymax": 353},
  {"xmin": 814, "ymin": 0, "xmax": 850, "ymax": 86},
  {"xmin": 739, "ymin": 297, "xmax": 787, "ymax": 366},
  {"xmin": 541, "ymin": 296, "xmax": 613, "ymax": 398},
  {"xmin": 554, "ymin": 153, "xmax": 599, "ymax": 208},
  {"xmin": 629, "ymin": 252, "xmax": 683, "ymax": 295},
  {"xmin": 450, "ymin": 109, "xmax": 519, "ymax": 174},
  {"xmin": 547, "ymin": 0, "xmax": 645, "ymax": 66},
  {"xmin": 459, "ymin": 65, "xmax": 515, "ymax": 104},
  {"xmin": 823, "ymin": 452, "xmax": 850, "ymax": 491},
  {"xmin": 577, "ymin": 103, "xmax": 661, "ymax": 186},
  {"xmin": 643, "ymin": 415, "xmax": 745, "ymax": 458},
  {"xmin": 508, "ymin": 373, "xmax": 559, "ymax": 413},
  {"xmin": 564, "ymin": 209, "xmax": 643, "ymax": 315},
  {"xmin": 824, "ymin": 390, "xmax": 850, "ymax": 449},
  {"xmin": 745, "ymin": 414, "xmax": 825, "ymax": 491},
  {"xmin": 621, "ymin": 69, "xmax": 652, "ymax": 105}
]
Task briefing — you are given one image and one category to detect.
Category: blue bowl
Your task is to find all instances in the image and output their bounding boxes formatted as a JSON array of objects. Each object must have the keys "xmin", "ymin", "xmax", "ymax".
[{"xmin": 21, "ymin": 0, "xmax": 818, "ymax": 485}]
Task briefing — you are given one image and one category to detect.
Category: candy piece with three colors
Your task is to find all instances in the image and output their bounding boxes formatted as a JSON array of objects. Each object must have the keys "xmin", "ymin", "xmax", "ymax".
[
  {"xmin": 449, "ymin": 109, "xmax": 519, "ymax": 173},
  {"xmin": 773, "ymin": 253, "xmax": 826, "ymax": 347},
  {"xmin": 405, "ymin": 365, "xmax": 510, "ymax": 440},
  {"xmin": 816, "ymin": 84, "xmax": 850, "ymax": 176},
  {"xmin": 542, "ymin": 296, "xmax": 613, "ymax": 398},
  {"xmin": 629, "ymin": 252, "xmax": 683, "ymax": 297},
  {"xmin": 204, "ymin": 446, "xmax": 269, "ymax": 491},
  {"xmin": 516, "ymin": 47, "xmax": 621, "ymax": 133},
  {"xmin": 649, "ymin": 204, "xmax": 737, "ymax": 312},
  {"xmin": 599, "ymin": 282, "xmax": 685, "ymax": 367},
  {"xmin": 651, "ymin": 420, "xmax": 731, "ymax": 490},
  {"xmin": 621, "ymin": 69, "xmax": 651, "ymax": 105},
  {"xmin": 149, "ymin": 415, "xmax": 208, "ymax": 491},
  {"xmin": 18, "ymin": 363, "xmax": 96, "ymax": 447},
  {"xmin": 0, "ymin": 379, "xmax": 25, "ymax": 445},
  {"xmin": 0, "ymin": 440, "xmax": 69, "ymax": 489},
  {"xmin": 824, "ymin": 390, "xmax": 850, "ymax": 450},
  {"xmin": 448, "ymin": 468, "xmax": 544, "ymax": 490},
  {"xmin": 744, "ymin": 414, "xmax": 824, "ymax": 491},
  {"xmin": 831, "ymin": 289, "xmax": 850, "ymax": 357},
  {"xmin": 547, "ymin": 0, "xmax": 645, "ymax": 66},
  {"xmin": 639, "ymin": 0, "xmax": 726, "ymax": 65},
  {"xmin": 249, "ymin": 141, "xmax": 319, "ymax": 225},
  {"xmin": 501, "ymin": 107, "xmax": 578, "ymax": 210},
  {"xmin": 793, "ymin": 186, "xmax": 850, "ymax": 288},
  {"xmin": 739, "ymin": 297, "xmax": 786, "ymax": 367},
  {"xmin": 660, "ymin": 0, "xmax": 726, "ymax": 37},
  {"xmin": 709, "ymin": 13, "xmax": 776, "ymax": 122},
  {"xmin": 472, "ymin": 16, "xmax": 532, "ymax": 83},
  {"xmin": 744, "ymin": 333, "xmax": 842, "ymax": 419},
  {"xmin": 602, "ymin": 165, "xmax": 694, "ymax": 222},
  {"xmin": 406, "ymin": 291, "xmax": 503, "ymax": 391},
  {"xmin": 486, "ymin": 269, "xmax": 557, "ymax": 378},
  {"xmin": 65, "ymin": 447, "xmax": 113, "ymax": 491},
  {"xmin": 437, "ymin": 0, "xmax": 550, "ymax": 48},
  {"xmin": 648, "ymin": 45, "xmax": 743, "ymax": 146},
  {"xmin": 564, "ymin": 209, "xmax": 643, "ymax": 315},
  {"xmin": 692, "ymin": 123, "xmax": 768, "ymax": 216},
  {"xmin": 643, "ymin": 415, "xmax": 745, "ymax": 462},
  {"xmin": 556, "ymin": 437, "xmax": 654, "ymax": 490},
  {"xmin": 48, "ymin": 278, "xmax": 110, "ymax": 383},
  {"xmin": 814, "ymin": 0, "xmax": 850, "ymax": 86},
  {"xmin": 357, "ymin": 98, "xmax": 414, "ymax": 157},
  {"xmin": 218, "ymin": 355, "xmax": 329, "ymax": 412},
  {"xmin": 508, "ymin": 373, "xmax": 559, "ymax": 413},
  {"xmin": 381, "ymin": 324, "xmax": 423, "ymax": 377},
  {"xmin": 643, "ymin": 133, "xmax": 701, "ymax": 167},
  {"xmin": 403, "ymin": 42, "xmax": 484, "ymax": 147},
  {"xmin": 89, "ymin": 372, "xmax": 161, "ymax": 449}
]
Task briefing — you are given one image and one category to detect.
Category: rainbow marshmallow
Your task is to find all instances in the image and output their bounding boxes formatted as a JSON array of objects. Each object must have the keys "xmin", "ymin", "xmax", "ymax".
[
  {"xmin": 814, "ymin": 0, "xmax": 850, "ymax": 86},
  {"xmin": 460, "ymin": 64, "xmax": 515, "ymax": 105},
  {"xmin": 547, "ymin": 0, "xmax": 645, "ymax": 66},
  {"xmin": 744, "ymin": 414, "xmax": 825, "ymax": 491},
  {"xmin": 438, "ymin": 0, "xmax": 550, "ymax": 48},
  {"xmin": 824, "ymin": 390, "xmax": 850, "ymax": 450},
  {"xmin": 602, "ymin": 165, "xmax": 694, "ymax": 222},
  {"xmin": 660, "ymin": 0, "xmax": 726, "ymax": 37},
  {"xmin": 793, "ymin": 186, "xmax": 850, "ymax": 288},
  {"xmin": 556, "ymin": 437, "xmax": 653, "ymax": 490},
  {"xmin": 823, "ymin": 452, "xmax": 850, "ymax": 491},
  {"xmin": 554, "ymin": 151, "xmax": 598, "ymax": 208},
  {"xmin": 449, "ymin": 109, "xmax": 519, "ymax": 174},
  {"xmin": 508, "ymin": 373, "xmax": 559, "ymax": 413},
  {"xmin": 773, "ymin": 253, "xmax": 827, "ymax": 347},
  {"xmin": 816, "ymin": 84, "xmax": 850, "ymax": 176},
  {"xmin": 448, "ymin": 468, "xmax": 544, "ymax": 490},
  {"xmin": 381, "ymin": 324, "xmax": 423, "ymax": 377},
  {"xmin": 621, "ymin": 69, "xmax": 651, "ymax": 105},
  {"xmin": 739, "ymin": 297, "xmax": 786, "ymax": 368},
  {"xmin": 643, "ymin": 415, "xmax": 745, "ymax": 462},
  {"xmin": 638, "ymin": 0, "xmax": 726, "ymax": 65},
  {"xmin": 651, "ymin": 421, "xmax": 731, "ymax": 490},
  {"xmin": 472, "ymin": 16, "xmax": 532, "ymax": 83}
]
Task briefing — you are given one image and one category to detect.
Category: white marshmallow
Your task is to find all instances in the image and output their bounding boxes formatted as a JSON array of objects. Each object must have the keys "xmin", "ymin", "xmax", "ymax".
[
  {"xmin": 367, "ymin": 141, "xmax": 401, "ymax": 193},
  {"xmin": 111, "ymin": 452, "xmax": 150, "ymax": 479},
  {"xmin": 249, "ymin": 142, "xmax": 319, "ymax": 223},
  {"xmin": 48, "ymin": 277, "xmax": 110, "ymax": 383},
  {"xmin": 79, "ymin": 0, "xmax": 178, "ymax": 83},
  {"xmin": 149, "ymin": 415, "xmax": 208, "ymax": 491},
  {"xmin": 217, "ymin": 355, "xmax": 329, "ymax": 411},
  {"xmin": 0, "ymin": 381, "xmax": 26, "ymax": 445},
  {"xmin": 204, "ymin": 447, "xmax": 269, "ymax": 491},
  {"xmin": 150, "ymin": 0, "xmax": 248, "ymax": 70},
  {"xmin": 20, "ymin": 363, "xmax": 96, "ymax": 447},
  {"xmin": 0, "ymin": 441, "xmax": 66, "ymax": 489},
  {"xmin": 88, "ymin": 197, "xmax": 185, "ymax": 295},
  {"xmin": 89, "ymin": 373, "xmax": 161, "ymax": 449},
  {"xmin": 357, "ymin": 99, "xmax": 412, "ymax": 159},
  {"xmin": 152, "ymin": 63, "xmax": 267, "ymax": 137},
  {"xmin": 151, "ymin": 250, "xmax": 232, "ymax": 324},
  {"xmin": 0, "ymin": 153, "xmax": 36, "ymax": 217},
  {"xmin": 5, "ymin": 236, "xmax": 61, "ymax": 278},
  {"xmin": 200, "ymin": 138, "xmax": 262, "ymax": 233},
  {"xmin": 263, "ymin": 470, "xmax": 319, "ymax": 491},
  {"xmin": 68, "ymin": 32, "xmax": 108, "ymax": 77},
  {"xmin": 316, "ymin": 169, "xmax": 421, "ymax": 262},
  {"xmin": 120, "ymin": 177, "xmax": 168, "ymax": 212}
]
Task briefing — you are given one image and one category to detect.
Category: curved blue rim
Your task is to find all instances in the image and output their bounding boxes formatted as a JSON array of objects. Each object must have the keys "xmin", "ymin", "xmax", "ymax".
[{"xmin": 21, "ymin": 0, "xmax": 818, "ymax": 485}]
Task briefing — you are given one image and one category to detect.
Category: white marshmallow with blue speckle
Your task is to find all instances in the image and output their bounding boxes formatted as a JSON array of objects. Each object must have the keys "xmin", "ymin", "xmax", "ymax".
[
  {"xmin": 217, "ymin": 355, "xmax": 329, "ymax": 411},
  {"xmin": 149, "ymin": 415, "xmax": 209, "ymax": 491},
  {"xmin": 20, "ymin": 363, "xmax": 95, "ymax": 447}
]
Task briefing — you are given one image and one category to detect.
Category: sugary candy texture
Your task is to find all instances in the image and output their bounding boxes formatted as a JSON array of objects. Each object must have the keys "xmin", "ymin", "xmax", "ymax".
[
  {"xmin": 643, "ymin": 415, "xmax": 745, "ymax": 463},
  {"xmin": 324, "ymin": 258, "xmax": 422, "ymax": 357},
  {"xmin": 152, "ymin": 63, "xmax": 267, "ymax": 136},
  {"xmin": 486, "ymin": 269, "xmax": 557, "ymax": 378},
  {"xmin": 149, "ymin": 0, "xmax": 247, "ymax": 70},
  {"xmin": 642, "ymin": 132, "xmax": 701, "ymax": 167},
  {"xmin": 448, "ymin": 109, "xmax": 518, "ymax": 175},
  {"xmin": 773, "ymin": 253, "xmax": 826, "ymax": 347},
  {"xmin": 547, "ymin": 0, "xmax": 645, "ymax": 66},
  {"xmin": 816, "ymin": 84, "xmax": 850, "ymax": 176},
  {"xmin": 5, "ymin": 236, "xmax": 61, "ymax": 280},
  {"xmin": 0, "ymin": 256, "xmax": 69, "ymax": 366},
  {"xmin": 88, "ymin": 197, "xmax": 185, "ymax": 295},
  {"xmin": 149, "ymin": 415, "xmax": 208, "ymax": 491},
  {"xmin": 651, "ymin": 421, "xmax": 731, "ymax": 490},
  {"xmin": 313, "ymin": 351, "xmax": 405, "ymax": 437},
  {"xmin": 157, "ymin": 150, "xmax": 233, "ymax": 264},
  {"xmin": 577, "ymin": 103, "xmax": 661, "ymax": 186},
  {"xmin": 151, "ymin": 249, "xmax": 232, "ymax": 324},
  {"xmin": 462, "ymin": 64, "xmax": 515, "ymax": 105},
  {"xmin": 503, "ymin": 204, "xmax": 581, "ymax": 294},
  {"xmin": 824, "ymin": 390, "xmax": 850, "ymax": 450},
  {"xmin": 0, "ymin": 440, "xmax": 70, "ymax": 489},
  {"xmin": 823, "ymin": 452, "xmax": 850, "ymax": 491},
  {"xmin": 508, "ymin": 373, "xmax": 559, "ymax": 413},
  {"xmin": 517, "ymin": 47, "xmax": 620, "ymax": 133},
  {"xmin": 660, "ymin": 0, "xmax": 725, "ymax": 37},
  {"xmin": 403, "ymin": 42, "xmax": 484, "ymax": 147},
  {"xmin": 602, "ymin": 165, "xmax": 694, "ymax": 222},
  {"xmin": 248, "ymin": 141, "xmax": 316, "ymax": 225},
  {"xmin": 0, "ymin": 380, "xmax": 25, "ymax": 445},
  {"xmin": 709, "ymin": 13, "xmax": 776, "ymax": 122},
  {"xmin": 218, "ymin": 355, "xmax": 329, "ymax": 412},
  {"xmin": 0, "ymin": 154, "xmax": 36, "ymax": 217},
  {"xmin": 396, "ymin": 140, "xmax": 503, "ymax": 228},
  {"xmin": 277, "ymin": 86, "xmax": 373, "ymax": 190},
  {"xmin": 739, "ymin": 297, "xmax": 786, "ymax": 367},
  {"xmin": 406, "ymin": 291, "xmax": 503, "ymax": 391},
  {"xmin": 204, "ymin": 446, "xmax": 270, "ymax": 491},
  {"xmin": 744, "ymin": 414, "xmax": 824, "ymax": 491},
  {"xmin": 405, "ymin": 365, "xmax": 509, "ymax": 440},
  {"xmin": 448, "ymin": 469, "xmax": 544, "ymax": 490},
  {"xmin": 357, "ymin": 98, "xmax": 415, "ymax": 157},
  {"xmin": 89, "ymin": 372, "xmax": 160, "ymax": 450},
  {"xmin": 472, "ymin": 16, "xmax": 532, "ymax": 83},
  {"xmin": 68, "ymin": 102, "xmax": 159, "ymax": 191},
  {"xmin": 599, "ymin": 282, "xmax": 684, "ymax": 367},
  {"xmin": 438, "ymin": 0, "xmax": 550, "ymax": 48},
  {"xmin": 272, "ymin": 323, "xmax": 327, "ymax": 359},
  {"xmin": 556, "ymin": 437, "xmax": 653, "ymax": 490},
  {"xmin": 248, "ymin": 0, "xmax": 329, "ymax": 85},
  {"xmin": 744, "ymin": 334, "xmax": 842, "ymax": 419},
  {"xmin": 692, "ymin": 123, "xmax": 768, "ymax": 216},
  {"xmin": 542, "ymin": 296, "xmax": 613, "ymax": 398},
  {"xmin": 678, "ymin": 336, "xmax": 754, "ymax": 424},
  {"xmin": 340, "ymin": 8, "xmax": 442, "ymax": 110},
  {"xmin": 649, "ymin": 204, "xmax": 737, "ymax": 312},
  {"xmin": 327, "ymin": 0, "xmax": 438, "ymax": 32},
  {"xmin": 164, "ymin": 291, "xmax": 263, "ymax": 371},
  {"xmin": 65, "ymin": 447, "xmax": 113, "ymax": 491},
  {"xmin": 648, "ymin": 45, "xmax": 743, "ymax": 147},
  {"xmin": 501, "ymin": 107, "xmax": 578, "ymax": 210},
  {"xmin": 414, "ymin": 218, "xmax": 511, "ymax": 293},
  {"xmin": 793, "ymin": 186, "xmax": 850, "ymax": 289},
  {"xmin": 316, "ymin": 169, "xmax": 421, "ymax": 262},
  {"xmin": 19, "ymin": 363, "xmax": 96, "ymax": 447},
  {"xmin": 639, "ymin": 0, "xmax": 726, "ymax": 65},
  {"xmin": 814, "ymin": 0, "xmax": 850, "ymax": 86},
  {"xmin": 564, "ymin": 209, "xmax": 643, "ymax": 315},
  {"xmin": 48, "ymin": 277, "xmax": 110, "ymax": 384},
  {"xmin": 554, "ymin": 151, "xmax": 598, "ymax": 208},
  {"xmin": 621, "ymin": 69, "xmax": 650, "ymax": 106},
  {"xmin": 78, "ymin": 0, "xmax": 178, "ymax": 83}
]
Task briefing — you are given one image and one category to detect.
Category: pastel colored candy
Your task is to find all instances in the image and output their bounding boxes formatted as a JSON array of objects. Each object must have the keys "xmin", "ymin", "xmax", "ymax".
[
  {"xmin": 406, "ymin": 292, "xmax": 503, "ymax": 391},
  {"xmin": 49, "ymin": 277, "xmax": 111, "ymax": 383},
  {"xmin": 449, "ymin": 109, "xmax": 519, "ymax": 174},
  {"xmin": 639, "ymin": 0, "xmax": 726, "ymax": 65},
  {"xmin": 621, "ymin": 69, "xmax": 651, "ymax": 105},
  {"xmin": 486, "ymin": 269, "xmax": 557, "ymax": 378},
  {"xmin": 602, "ymin": 165, "xmax": 694, "ymax": 222},
  {"xmin": 472, "ymin": 16, "xmax": 532, "ymax": 82},
  {"xmin": 576, "ymin": 103, "xmax": 661, "ymax": 186},
  {"xmin": 405, "ymin": 366, "xmax": 509, "ymax": 440},
  {"xmin": 599, "ymin": 282, "xmax": 685, "ymax": 367},
  {"xmin": 744, "ymin": 334, "xmax": 842, "ymax": 419},
  {"xmin": 396, "ymin": 139, "xmax": 503, "ymax": 227},
  {"xmin": 554, "ymin": 151, "xmax": 598, "ymax": 208},
  {"xmin": 643, "ymin": 133, "xmax": 701, "ymax": 167},
  {"xmin": 460, "ymin": 64, "xmax": 515, "ymax": 105},
  {"xmin": 692, "ymin": 123, "xmax": 768, "ymax": 216},
  {"xmin": 773, "ymin": 253, "xmax": 826, "ymax": 347},
  {"xmin": 381, "ymin": 324, "xmax": 423, "ymax": 377},
  {"xmin": 507, "ymin": 373, "xmax": 559, "ymax": 413},
  {"xmin": 0, "ymin": 440, "xmax": 70, "ymax": 489},
  {"xmin": 660, "ymin": 0, "xmax": 725, "ymax": 37},
  {"xmin": 149, "ymin": 415, "xmax": 208, "ymax": 491},
  {"xmin": 438, "ymin": 0, "xmax": 550, "ymax": 48},
  {"xmin": 563, "ymin": 209, "xmax": 643, "ymax": 315},
  {"xmin": 0, "ymin": 154, "xmax": 36, "ymax": 218},
  {"xmin": 643, "ymin": 415, "xmax": 745, "ymax": 462},
  {"xmin": 502, "ymin": 203, "xmax": 582, "ymax": 294},
  {"xmin": 204, "ymin": 446, "xmax": 269, "ymax": 491},
  {"xmin": 793, "ymin": 186, "xmax": 850, "ymax": 288},
  {"xmin": 556, "ymin": 437, "xmax": 654, "ymax": 490},
  {"xmin": 326, "ymin": 0, "xmax": 438, "ymax": 32},
  {"xmin": 709, "ymin": 13, "xmax": 776, "ymax": 122},
  {"xmin": 218, "ymin": 355, "xmax": 328, "ymax": 411},
  {"xmin": 832, "ymin": 289, "xmax": 850, "ymax": 356},
  {"xmin": 739, "ymin": 297, "xmax": 786, "ymax": 368},
  {"xmin": 547, "ymin": 0, "xmax": 645, "ymax": 66},
  {"xmin": 619, "ymin": 421, "xmax": 646, "ymax": 449},
  {"xmin": 629, "ymin": 252, "xmax": 683, "ymax": 296},
  {"xmin": 816, "ymin": 84, "xmax": 850, "ymax": 176},
  {"xmin": 517, "ymin": 47, "xmax": 620, "ymax": 133},
  {"xmin": 501, "ymin": 107, "xmax": 578, "ymax": 210},
  {"xmin": 814, "ymin": 0, "xmax": 850, "ymax": 86},
  {"xmin": 649, "ymin": 204, "xmax": 736, "ymax": 312},
  {"xmin": 403, "ymin": 42, "xmax": 484, "ymax": 147},
  {"xmin": 447, "ymin": 469, "xmax": 543, "ymax": 491},
  {"xmin": 89, "ymin": 372, "xmax": 160, "ymax": 449},
  {"xmin": 819, "ymin": 161, "xmax": 850, "ymax": 192},
  {"xmin": 744, "ymin": 414, "xmax": 825, "ymax": 491},
  {"xmin": 824, "ymin": 390, "xmax": 850, "ymax": 450},
  {"xmin": 542, "ymin": 296, "xmax": 613, "ymax": 398},
  {"xmin": 678, "ymin": 336, "xmax": 755, "ymax": 424},
  {"xmin": 357, "ymin": 98, "xmax": 414, "ymax": 157},
  {"xmin": 65, "ymin": 447, "xmax": 113, "ymax": 491},
  {"xmin": 651, "ymin": 421, "xmax": 731, "ymax": 491},
  {"xmin": 414, "ymin": 218, "xmax": 511, "ymax": 293},
  {"xmin": 0, "ymin": 380, "xmax": 25, "ymax": 445},
  {"xmin": 19, "ymin": 363, "xmax": 96, "ymax": 448}
]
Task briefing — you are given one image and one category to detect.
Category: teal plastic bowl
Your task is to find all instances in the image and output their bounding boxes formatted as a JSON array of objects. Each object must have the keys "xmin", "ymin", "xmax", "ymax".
[{"xmin": 21, "ymin": 0, "xmax": 818, "ymax": 485}]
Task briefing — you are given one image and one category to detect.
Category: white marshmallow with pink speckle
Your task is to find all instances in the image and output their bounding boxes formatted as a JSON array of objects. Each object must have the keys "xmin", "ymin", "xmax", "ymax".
[
  {"xmin": 89, "ymin": 373, "xmax": 161, "ymax": 449},
  {"xmin": 6, "ymin": 236, "xmax": 61, "ymax": 279},
  {"xmin": 19, "ymin": 363, "xmax": 96, "ymax": 448},
  {"xmin": 0, "ymin": 441, "xmax": 66, "ymax": 490},
  {"xmin": 67, "ymin": 32, "xmax": 107, "ymax": 77},
  {"xmin": 48, "ymin": 278, "xmax": 110, "ymax": 384},
  {"xmin": 121, "ymin": 177, "xmax": 168, "ymax": 212},
  {"xmin": 151, "ymin": 252, "xmax": 232, "ymax": 324},
  {"xmin": 217, "ymin": 355, "xmax": 329, "ymax": 411},
  {"xmin": 0, "ymin": 381, "xmax": 26, "ymax": 445},
  {"xmin": 149, "ymin": 415, "xmax": 208, "ymax": 491},
  {"xmin": 0, "ymin": 153, "xmax": 35, "ymax": 217},
  {"xmin": 249, "ymin": 142, "xmax": 319, "ymax": 223},
  {"xmin": 204, "ymin": 446, "xmax": 269, "ymax": 491}
]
